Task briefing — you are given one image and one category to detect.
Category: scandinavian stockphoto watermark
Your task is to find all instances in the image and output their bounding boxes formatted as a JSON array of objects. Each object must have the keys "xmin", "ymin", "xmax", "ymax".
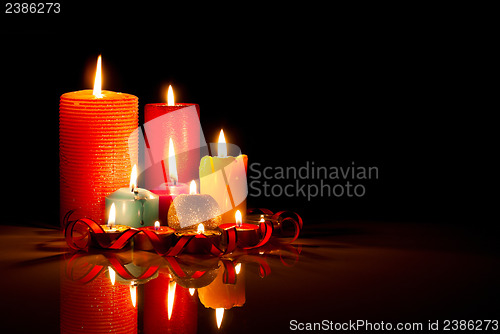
[{"xmin": 248, "ymin": 161, "xmax": 379, "ymax": 201}]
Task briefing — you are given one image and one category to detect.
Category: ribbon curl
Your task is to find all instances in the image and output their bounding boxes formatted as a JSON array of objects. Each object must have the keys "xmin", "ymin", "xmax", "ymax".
[{"xmin": 64, "ymin": 208, "xmax": 302, "ymax": 256}]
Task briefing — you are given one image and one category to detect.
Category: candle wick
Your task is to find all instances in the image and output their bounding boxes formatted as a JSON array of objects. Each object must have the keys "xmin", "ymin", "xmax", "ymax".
[{"xmin": 131, "ymin": 185, "xmax": 139, "ymax": 194}]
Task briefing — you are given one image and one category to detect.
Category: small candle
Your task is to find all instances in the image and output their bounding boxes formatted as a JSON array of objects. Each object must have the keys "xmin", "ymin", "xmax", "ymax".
[
  {"xmin": 143, "ymin": 85, "xmax": 201, "ymax": 188},
  {"xmin": 105, "ymin": 165, "xmax": 159, "ymax": 228},
  {"xmin": 167, "ymin": 181, "xmax": 222, "ymax": 231},
  {"xmin": 92, "ymin": 203, "xmax": 131, "ymax": 247},
  {"xmin": 135, "ymin": 220, "xmax": 175, "ymax": 252},
  {"xmin": 199, "ymin": 129, "xmax": 248, "ymax": 223},
  {"xmin": 175, "ymin": 223, "xmax": 222, "ymax": 254},
  {"xmin": 219, "ymin": 210, "xmax": 260, "ymax": 247},
  {"xmin": 151, "ymin": 138, "xmax": 190, "ymax": 225},
  {"xmin": 169, "ymin": 182, "xmax": 223, "ymax": 253}
]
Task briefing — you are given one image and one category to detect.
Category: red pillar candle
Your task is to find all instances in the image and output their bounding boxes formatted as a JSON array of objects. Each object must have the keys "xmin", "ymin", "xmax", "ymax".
[
  {"xmin": 60, "ymin": 56, "xmax": 138, "ymax": 225},
  {"xmin": 142, "ymin": 85, "xmax": 201, "ymax": 189}
]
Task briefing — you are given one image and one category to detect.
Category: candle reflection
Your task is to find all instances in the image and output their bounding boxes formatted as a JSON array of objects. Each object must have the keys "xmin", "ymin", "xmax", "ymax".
[
  {"xmin": 61, "ymin": 240, "xmax": 301, "ymax": 334},
  {"xmin": 167, "ymin": 280, "xmax": 176, "ymax": 320},
  {"xmin": 235, "ymin": 263, "xmax": 242, "ymax": 275},
  {"xmin": 60, "ymin": 258, "xmax": 137, "ymax": 333},
  {"xmin": 198, "ymin": 262, "xmax": 246, "ymax": 330},
  {"xmin": 143, "ymin": 268, "xmax": 197, "ymax": 334},
  {"xmin": 108, "ymin": 266, "xmax": 116, "ymax": 285},
  {"xmin": 130, "ymin": 283, "xmax": 137, "ymax": 308},
  {"xmin": 216, "ymin": 308, "xmax": 224, "ymax": 329}
]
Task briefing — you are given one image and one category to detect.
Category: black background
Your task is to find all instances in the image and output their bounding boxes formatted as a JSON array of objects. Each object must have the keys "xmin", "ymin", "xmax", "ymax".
[{"xmin": 0, "ymin": 3, "xmax": 494, "ymax": 228}]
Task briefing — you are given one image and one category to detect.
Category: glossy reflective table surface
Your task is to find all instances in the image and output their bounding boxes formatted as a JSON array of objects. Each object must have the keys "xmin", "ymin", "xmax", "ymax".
[{"xmin": 1, "ymin": 222, "xmax": 499, "ymax": 334}]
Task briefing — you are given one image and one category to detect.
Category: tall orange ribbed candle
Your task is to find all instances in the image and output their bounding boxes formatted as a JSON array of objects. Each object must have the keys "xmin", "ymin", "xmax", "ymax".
[{"xmin": 60, "ymin": 56, "xmax": 138, "ymax": 225}]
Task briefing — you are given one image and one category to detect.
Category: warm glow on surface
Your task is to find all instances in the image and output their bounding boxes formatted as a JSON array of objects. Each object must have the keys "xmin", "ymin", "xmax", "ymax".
[
  {"xmin": 154, "ymin": 221, "xmax": 160, "ymax": 231},
  {"xmin": 216, "ymin": 308, "xmax": 224, "ymax": 329},
  {"xmin": 168, "ymin": 281, "xmax": 177, "ymax": 320},
  {"xmin": 235, "ymin": 263, "xmax": 242, "ymax": 275},
  {"xmin": 93, "ymin": 55, "xmax": 102, "ymax": 98},
  {"xmin": 217, "ymin": 129, "xmax": 227, "ymax": 158},
  {"xmin": 235, "ymin": 210, "xmax": 242, "ymax": 228},
  {"xmin": 190, "ymin": 180, "xmax": 197, "ymax": 195},
  {"xmin": 108, "ymin": 267, "xmax": 116, "ymax": 285},
  {"xmin": 259, "ymin": 214, "xmax": 265, "ymax": 223},
  {"xmin": 167, "ymin": 85, "xmax": 175, "ymax": 106},
  {"xmin": 130, "ymin": 284, "xmax": 137, "ymax": 307},
  {"xmin": 197, "ymin": 223, "xmax": 205, "ymax": 234},
  {"xmin": 108, "ymin": 203, "xmax": 116, "ymax": 229},
  {"xmin": 189, "ymin": 288, "xmax": 195, "ymax": 296},
  {"xmin": 130, "ymin": 165, "xmax": 138, "ymax": 192},
  {"xmin": 168, "ymin": 138, "xmax": 178, "ymax": 183}
]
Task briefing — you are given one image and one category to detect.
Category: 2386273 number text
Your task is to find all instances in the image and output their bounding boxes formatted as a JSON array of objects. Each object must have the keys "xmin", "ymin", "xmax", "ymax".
[{"xmin": 5, "ymin": 3, "xmax": 61, "ymax": 14}]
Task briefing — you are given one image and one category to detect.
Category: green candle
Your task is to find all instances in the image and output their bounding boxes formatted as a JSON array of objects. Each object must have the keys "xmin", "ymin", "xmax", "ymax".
[{"xmin": 104, "ymin": 165, "xmax": 159, "ymax": 228}]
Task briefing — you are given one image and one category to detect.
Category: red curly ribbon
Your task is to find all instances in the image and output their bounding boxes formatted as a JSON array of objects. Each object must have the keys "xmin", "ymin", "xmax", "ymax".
[
  {"xmin": 64, "ymin": 215, "xmax": 238, "ymax": 257},
  {"xmin": 165, "ymin": 257, "xmax": 216, "ymax": 282},
  {"xmin": 248, "ymin": 208, "xmax": 303, "ymax": 243},
  {"xmin": 221, "ymin": 259, "xmax": 237, "ymax": 284},
  {"xmin": 65, "ymin": 253, "xmax": 160, "ymax": 284},
  {"xmin": 240, "ymin": 221, "xmax": 273, "ymax": 250},
  {"xmin": 65, "ymin": 254, "xmax": 105, "ymax": 284},
  {"xmin": 107, "ymin": 257, "xmax": 159, "ymax": 280},
  {"xmin": 64, "ymin": 208, "xmax": 301, "ymax": 255},
  {"xmin": 65, "ymin": 250, "xmax": 292, "ymax": 285}
]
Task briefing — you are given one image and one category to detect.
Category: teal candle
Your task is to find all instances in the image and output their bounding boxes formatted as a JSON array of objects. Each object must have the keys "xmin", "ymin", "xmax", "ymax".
[{"xmin": 104, "ymin": 165, "xmax": 159, "ymax": 228}]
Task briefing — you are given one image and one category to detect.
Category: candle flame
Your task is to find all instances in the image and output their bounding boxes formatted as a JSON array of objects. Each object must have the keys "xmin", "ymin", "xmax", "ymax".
[
  {"xmin": 168, "ymin": 281, "xmax": 177, "ymax": 320},
  {"xmin": 216, "ymin": 308, "xmax": 224, "ymax": 329},
  {"xmin": 197, "ymin": 223, "xmax": 205, "ymax": 234},
  {"xmin": 235, "ymin": 210, "xmax": 242, "ymax": 228},
  {"xmin": 130, "ymin": 284, "xmax": 137, "ymax": 307},
  {"xmin": 167, "ymin": 85, "xmax": 175, "ymax": 106},
  {"xmin": 190, "ymin": 180, "xmax": 197, "ymax": 195},
  {"xmin": 189, "ymin": 288, "xmax": 195, "ymax": 296},
  {"xmin": 108, "ymin": 203, "xmax": 116, "ymax": 229},
  {"xmin": 218, "ymin": 129, "xmax": 227, "ymax": 158},
  {"xmin": 130, "ymin": 165, "xmax": 138, "ymax": 192},
  {"xmin": 154, "ymin": 221, "xmax": 160, "ymax": 231},
  {"xmin": 259, "ymin": 214, "xmax": 265, "ymax": 223},
  {"xmin": 168, "ymin": 138, "xmax": 178, "ymax": 183},
  {"xmin": 235, "ymin": 263, "xmax": 241, "ymax": 275},
  {"xmin": 93, "ymin": 55, "xmax": 102, "ymax": 98},
  {"xmin": 109, "ymin": 267, "xmax": 116, "ymax": 285}
]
